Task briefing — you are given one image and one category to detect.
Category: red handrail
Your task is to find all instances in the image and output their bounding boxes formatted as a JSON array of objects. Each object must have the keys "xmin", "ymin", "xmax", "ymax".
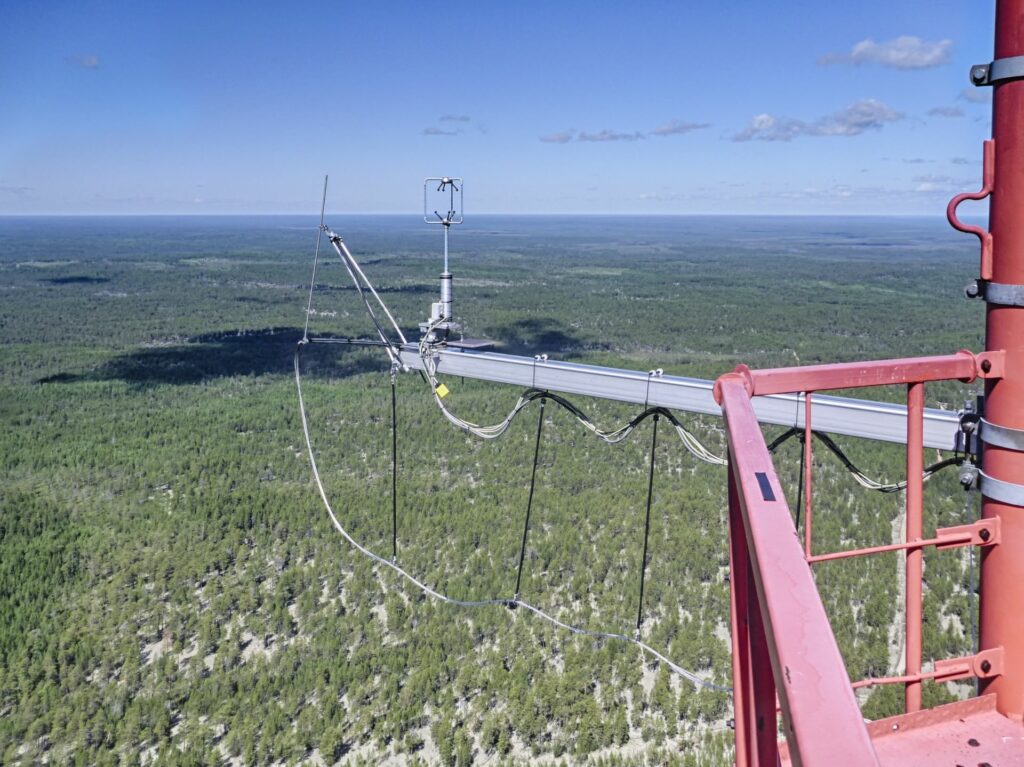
[
  {"xmin": 718, "ymin": 374, "xmax": 878, "ymax": 766},
  {"xmin": 715, "ymin": 352, "xmax": 1004, "ymax": 765}
]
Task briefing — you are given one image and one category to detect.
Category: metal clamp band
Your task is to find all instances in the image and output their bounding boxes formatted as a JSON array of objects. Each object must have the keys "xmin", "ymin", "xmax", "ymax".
[
  {"xmin": 977, "ymin": 281, "xmax": 1024, "ymax": 307},
  {"xmin": 980, "ymin": 418, "xmax": 1024, "ymax": 451},
  {"xmin": 971, "ymin": 55, "xmax": 1024, "ymax": 86},
  {"xmin": 980, "ymin": 469, "xmax": 1024, "ymax": 508}
]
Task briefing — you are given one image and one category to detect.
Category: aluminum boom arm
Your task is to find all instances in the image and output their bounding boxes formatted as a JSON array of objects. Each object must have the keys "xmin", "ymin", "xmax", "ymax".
[{"xmin": 400, "ymin": 344, "xmax": 961, "ymax": 450}]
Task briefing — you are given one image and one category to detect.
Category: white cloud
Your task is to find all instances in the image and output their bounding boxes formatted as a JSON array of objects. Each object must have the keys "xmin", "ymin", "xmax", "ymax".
[
  {"xmin": 649, "ymin": 119, "xmax": 710, "ymax": 136},
  {"xmin": 733, "ymin": 99, "xmax": 903, "ymax": 142},
  {"xmin": 439, "ymin": 114, "xmax": 471, "ymax": 122},
  {"xmin": 911, "ymin": 174, "xmax": 969, "ymax": 193},
  {"xmin": 928, "ymin": 106, "xmax": 964, "ymax": 118},
  {"xmin": 539, "ymin": 131, "xmax": 575, "ymax": 144},
  {"xmin": 732, "ymin": 113, "xmax": 806, "ymax": 142},
  {"xmin": 820, "ymin": 36, "xmax": 952, "ymax": 70},
  {"xmin": 578, "ymin": 129, "xmax": 645, "ymax": 142},
  {"xmin": 542, "ymin": 119, "xmax": 709, "ymax": 144}
]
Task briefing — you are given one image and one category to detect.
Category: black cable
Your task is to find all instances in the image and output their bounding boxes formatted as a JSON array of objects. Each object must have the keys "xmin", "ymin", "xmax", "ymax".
[
  {"xmin": 514, "ymin": 396, "xmax": 547, "ymax": 599},
  {"xmin": 767, "ymin": 426, "xmax": 957, "ymax": 493},
  {"xmin": 795, "ymin": 432, "xmax": 806, "ymax": 532},
  {"xmin": 812, "ymin": 431, "xmax": 959, "ymax": 493},
  {"xmin": 636, "ymin": 414, "xmax": 659, "ymax": 633},
  {"xmin": 391, "ymin": 373, "xmax": 398, "ymax": 562},
  {"xmin": 767, "ymin": 426, "xmax": 800, "ymax": 453}
]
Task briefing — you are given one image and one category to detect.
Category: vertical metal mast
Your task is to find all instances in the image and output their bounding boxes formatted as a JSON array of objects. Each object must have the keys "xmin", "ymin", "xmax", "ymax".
[
  {"xmin": 978, "ymin": 0, "xmax": 1024, "ymax": 720},
  {"xmin": 420, "ymin": 177, "xmax": 464, "ymax": 343}
]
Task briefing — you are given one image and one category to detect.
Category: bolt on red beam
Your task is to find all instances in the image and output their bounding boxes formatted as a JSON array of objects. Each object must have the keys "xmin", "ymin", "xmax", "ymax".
[
  {"xmin": 718, "ymin": 375, "xmax": 879, "ymax": 766},
  {"xmin": 718, "ymin": 351, "xmax": 979, "ymax": 398}
]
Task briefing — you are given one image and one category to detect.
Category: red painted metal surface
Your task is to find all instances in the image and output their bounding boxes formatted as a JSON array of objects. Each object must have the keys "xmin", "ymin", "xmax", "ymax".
[
  {"xmin": 803, "ymin": 395, "xmax": 813, "ymax": 559},
  {"xmin": 722, "ymin": 351, "xmax": 978, "ymax": 398},
  {"xmin": 715, "ymin": 349, "xmax": 1023, "ymax": 760},
  {"xmin": 713, "ymin": 1, "xmax": 1024, "ymax": 761},
  {"xmin": 979, "ymin": 0, "xmax": 1024, "ymax": 723},
  {"xmin": 806, "ymin": 518, "xmax": 997, "ymax": 564},
  {"xmin": 947, "ymin": 140, "xmax": 995, "ymax": 280},
  {"xmin": 727, "ymin": 462, "xmax": 753, "ymax": 767},
  {"xmin": 904, "ymin": 382, "xmax": 924, "ymax": 713},
  {"xmin": 779, "ymin": 696, "xmax": 1024, "ymax": 766},
  {"xmin": 719, "ymin": 376, "xmax": 877, "ymax": 766}
]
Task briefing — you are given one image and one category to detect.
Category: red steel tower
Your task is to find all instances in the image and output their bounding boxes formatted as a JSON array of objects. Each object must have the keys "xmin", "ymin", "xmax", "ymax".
[{"xmin": 713, "ymin": 0, "xmax": 1024, "ymax": 762}]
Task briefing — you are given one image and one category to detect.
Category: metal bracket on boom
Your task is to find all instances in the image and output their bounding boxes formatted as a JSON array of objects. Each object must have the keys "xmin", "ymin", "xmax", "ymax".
[
  {"xmin": 956, "ymin": 397, "xmax": 981, "ymax": 462},
  {"xmin": 979, "ymin": 470, "xmax": 1024, "ymax": 508},
  {"xmin": 933, "ymin": 647, "xmax": 1004, "ymax": 683},
  {"xmin": 967, "ymin": 280, "xmax": 1024, "ymax": 308},
  {"xmin": 980, "ymin": 417, "xmax": 1024, "ymax": 452},
  {"xmin": 971, "ymin": 55, "xmax": 1024, "ymax": 86},
  {"xmin": 934, "ymin": 517, "xmax": 1000, "ymax": 550}
]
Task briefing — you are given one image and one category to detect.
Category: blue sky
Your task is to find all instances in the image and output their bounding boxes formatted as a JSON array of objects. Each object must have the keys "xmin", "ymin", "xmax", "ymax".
[{"xmin": 0, "ymin": 1, "xmax": 994, "ymax": 215}]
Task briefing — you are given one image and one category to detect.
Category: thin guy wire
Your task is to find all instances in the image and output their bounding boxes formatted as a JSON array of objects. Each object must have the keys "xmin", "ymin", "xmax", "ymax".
[
  {"xmin": 328, "ymin": 238, "xmax": 401, "ymax": 367},
  {"xmin": 514, "ymin": 397, "xmax": 546, "ymax": 599},
  {"xmin": 294, "ymin": 345, "xmax": 727, "ymax": 692},
  {"xmin": 302, "ymin": 175, "xmax": 329, "ymax": 341},
  {"xmin": 636, "ymin": 413, "xmax": 659, "ymax": 633},
  {"xmin": 392, "ymin": 372, "xmax": 399, "ymax": 561}
]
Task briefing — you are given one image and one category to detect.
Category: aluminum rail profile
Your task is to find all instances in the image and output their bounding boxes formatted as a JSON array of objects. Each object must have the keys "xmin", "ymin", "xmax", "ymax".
[{"xmin": 400, "ymin": 345, "xmax": 961, "ymax": 450}]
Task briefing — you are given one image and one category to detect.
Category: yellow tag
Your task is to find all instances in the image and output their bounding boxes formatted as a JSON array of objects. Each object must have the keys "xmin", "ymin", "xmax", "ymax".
[{"xmin": 435, "ymin": 383, "xmax": 450, "ymax": 398}]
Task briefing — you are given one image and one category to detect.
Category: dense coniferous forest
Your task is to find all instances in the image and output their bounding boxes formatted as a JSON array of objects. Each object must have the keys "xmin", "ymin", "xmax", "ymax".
[{"xmin": 0, "ymin": 214, "xmax": 985, "ymax": 765}]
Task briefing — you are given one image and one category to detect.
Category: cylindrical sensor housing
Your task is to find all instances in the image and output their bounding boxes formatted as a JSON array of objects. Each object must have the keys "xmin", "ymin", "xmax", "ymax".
[{"xmin": 439, "ymin": 272, "xmax": 453, "ymax": 321}]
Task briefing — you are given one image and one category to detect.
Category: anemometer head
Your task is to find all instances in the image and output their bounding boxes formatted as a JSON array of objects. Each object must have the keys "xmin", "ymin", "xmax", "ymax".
[
  {"xmin": 424, "ymin": 177, "xmax": 464, "ymax": 226},
  {"xmin": 419, "ymin": 176, "xmax": 464, "ymax": 343}
]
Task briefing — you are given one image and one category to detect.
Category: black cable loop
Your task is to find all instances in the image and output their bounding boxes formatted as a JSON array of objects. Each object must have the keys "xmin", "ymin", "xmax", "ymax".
[
  {"xmin": 514, "ymin": 396, "xmax": 547, "ymax": 600},
  {"xmin": 636, "ymin": 413, "xmax": 659, "ymax": 634},
  {"xmin": 765, "ymin": 426, "xmax": 957, "ymax": 493}
]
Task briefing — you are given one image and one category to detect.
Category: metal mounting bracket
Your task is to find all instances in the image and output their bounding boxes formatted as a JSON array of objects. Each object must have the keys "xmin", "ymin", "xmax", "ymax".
[
  {"xmin": 981, "ymin": 417, "xmax": 1024, "ymax": 451},
  {"xmin": 978, "ymin": 280, "xmax": 1024, "ymax": 307},
  {"xmin": 980, "ymin": 469, "xmax": 1024, "ymax": 508},
  {"xmin": 933, "ymin": 647, "xmax": 1004, "ymax": 683},
  {"xmin": 935, "ymin": 517, "xmax": 1000, "ymax": 549},
  {"xmin": 971, "ymin": 55, "xmax": 1024, "ymax": 86}
]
